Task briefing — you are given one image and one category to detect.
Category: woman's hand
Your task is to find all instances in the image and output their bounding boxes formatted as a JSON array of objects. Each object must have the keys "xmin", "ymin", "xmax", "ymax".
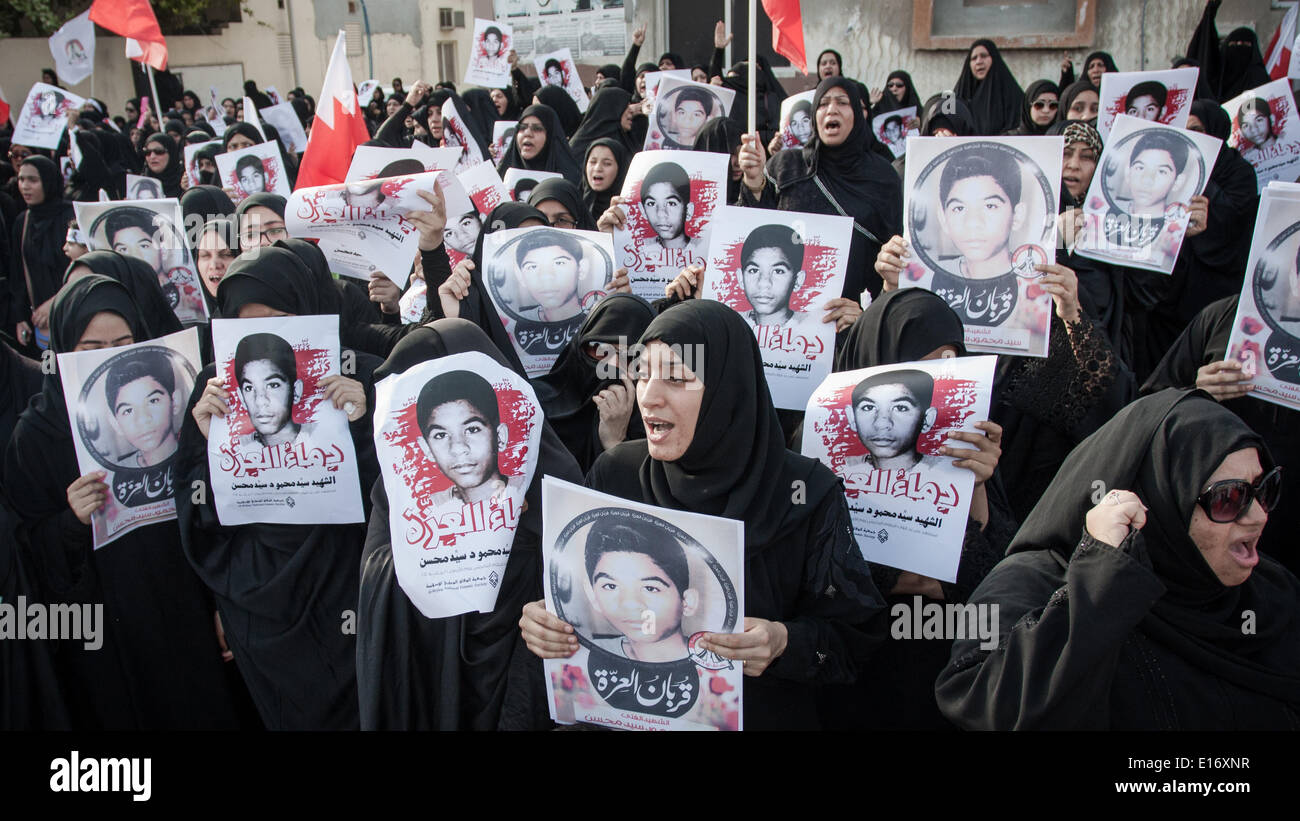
[
  {"xmin": 1196, "ymin": 359, "xmax": 1253, "ymax": 401},
  {"xmin": 768, "ymin": 132, "xmax": 785, "ymax": 155},
  {"xmin": 32, "ymin": 297, "xmax": 54, "ymax": 332},
  {"xmin": 1034, "ymin": 263, "xmax": 1081, "ymax": 324},
  {"xmin": 1085, "ymin": 489, "xmax": 1147, "ymax": 548},
  {"xmin": 405, "ymin": 80, "xmax": 431, "ymax": 108},
  {"xmin": 869, "ymin": 88, "xmax": 884, "ymax": 106},
  {"xmin": 408, "ymin": 188, "xmax": 448, "ymax": 251},
  {"xmin": 632, "ymin": 22, "xmax": 647, "ymax": 47},
  {"xmin": 697, "ymin": 617, "xmax": 788, "ymax": 677},
  {"xmin": 874, "ymin": 235, "xmax": 910, "ymax": 292},
  {"xmin": 604, "ymin": 267, "xmax": 632, "ymax": 293},
  {"xmin": 368, "ymin": 272, "xmax": 401, "ymax": 314},
  {"xmin": 1060, "ymin": 50, "xmax": 1073, "ymax": 75},
  {"xmin": 595, "ymin": 376, "xmax": 636, "ymax": 450},
  {"xmin": 519, "ymin": 599, "xmax": 579, "ymax": 659},
  {"xmin": 192, "ymin": 376, "xmax": 230, "ymax": 440},
  {"xmin": 596, "ymin": 196, "xmax": 628, "ymax": 233},
  {"xmin": 942, "ymin": 420, "xmax": 1002, "ymax": 486},
  {"xmin": 179, "ymin": 169, "xmax": 191, "ymax": 191},
  {"xmin": 821, "ymin": 297, "xmax": 862, "ymax": 332},
  {"xmin": 713, "ymin": 20, "xmax": 733, "ymax": 49},
  {"xmin": 738, "ymin": 132, "xmax": 767, "ymax": 194},
  {"xmin": 437, "ymin": 258, "xmax": 474, "ymax": 319},
  {"xmin": 665, "ymin": 264, "xmax": 704, "ymax": 301},
  {"xmin": 1057, "ymin": 207, "xmax": 1085, "ymax": 248},
  {"xmin": 1185, "ymin": 194, "xmax": 1209, "ymax": 238},
  {"xmin": 215, "ymin": 611, "xmax": 234, "ymax": 662},
  {"xmin": 320, "ymin": 375, "xmax": 366, "ymax": 422},
  {"xmin": 67, "ymin": 471, "xmax": 109, "ymax": 525},
  {"xmin": 507, "ymin": 48, "xmax": 519, "ymax": 68}
]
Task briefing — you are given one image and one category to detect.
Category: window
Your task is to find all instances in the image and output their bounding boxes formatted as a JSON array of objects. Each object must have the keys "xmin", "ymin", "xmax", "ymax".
[
  {"xmin": 439, "ymin": 7, "xmax": 454, "ymax": 28},
  {"xmin": 437, "ymin": 41, "xmax": 458, "ymax": 84}
]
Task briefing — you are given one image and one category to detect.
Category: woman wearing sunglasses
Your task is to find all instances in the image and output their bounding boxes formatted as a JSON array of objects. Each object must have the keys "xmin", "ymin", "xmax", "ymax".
[
  {"xmin": 936, "ymin": 388, "xmax": 1299, "ymax": 729},
  {"xmin": 1005, "ymin": 79, "xmax": 1060, "ymax": 136}
]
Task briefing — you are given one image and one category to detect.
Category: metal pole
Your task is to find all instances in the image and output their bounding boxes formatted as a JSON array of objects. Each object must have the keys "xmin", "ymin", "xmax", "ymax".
[
  {"xmin": 747, "ymin": 0, "xmax": 756, "ymax": 136},
  {"xmin": 359, "ymin": 0, "xmax": 374, "ymax": 81},
  {"xmin": 724, "ymin": 0, "xmax": 733, "ymax": 69},
  {"xmin": 146, "ymin": 63, "xmax": 162, "ymax": 123}
]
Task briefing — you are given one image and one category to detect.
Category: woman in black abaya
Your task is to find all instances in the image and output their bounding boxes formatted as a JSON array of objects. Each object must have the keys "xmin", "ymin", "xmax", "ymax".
[
  {"xmin": 869, "ymin": 70, "xmax": 922, "ymax": 120},
  {"xmin": 527, "ymin": 177, "xmax": 597, "ymax": 231},
  {"xmin": 8, "ymin": 156, "xmax": 74, "ymax": 352},
  {"xmin": 357, "ymin": 319, "xmax": 583, "ymax": 729},
  {"xmin": 140, "ymin": 132, "xmax": 185, "ymax": 198},
  {"xmin": 937, "ymin": 389, "xmax": 1300, "ymax": 729},
  {"xmin": 738, "ymin": 77, "xmax": 903, "ymax": 303},
  {"xmin": 1006, "ymin": 79, "xmax": 1060, "ymax": 136},
  {"xmin": 953, "ymin": 39, "xmax": 1024, "ymax": 136},
  {"xmin": 535, "ymin": 85, "xmax": 583, "ymax": 142},
  {"xmin": 579, "ymin": 137, "xmax": 630, "ymax": 227},
  {"xmin": 568, "ymin": 86, "xmax": 638, "ymax": 160},
  {"xmin": 531, "ymin": 293, "xmax": 653, "ymax": 472},
  {"xmin": 1188, "ymin": 0, "xmax": 1271, "ymax": 102},
  {"xmin": 176, "ymin": 242, "xmax": 382, "ymax": 730},
  {"xmin": 3, "ymin": 275, "xmax": 247, "ymax": 729},
  {"xmin": 496, "ymin": 104, "xmax": 583, "ymax": 185},
  {"xmin": 694, "ymin": 117, "xmax": 745, "ymax": 204},
  {"xmin": 519, "ymin": 300, "xmax": 888, "ymax": 730}
]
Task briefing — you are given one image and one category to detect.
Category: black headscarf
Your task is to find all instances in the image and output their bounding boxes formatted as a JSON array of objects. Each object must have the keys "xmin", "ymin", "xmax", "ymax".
[
  {"xmin": 531, "ymin": 293, "xmax": 653, "ymax": 471},
  {"xmin": 218, "ymin": 239, "xmax": 341, "ymax": 318},
  {"xmin": 1057, "ymin": 79, "xmax": 1099, "ymax": 126},
  {"xmin": 142, "ymin": 132, "xmax": 185, "ymax": 197},
  {"xmin": 1218, "ymin": 27, "xmax": 1270, "ymax": 101},
  {"xmin": 816, "ymin": 49, "xmax": 844, "ymax": 77},
  {"xmin": 64, "ymin": 250, "xmax": 184, "ymax": 338},
  {"xmin": 919, "ymin": 92, "xmax": 976, "ymax": 136},
  {"xmin": 766, "ymin": 77, "xmax": 903, "ymax": 299},
  {"xmin": 1079, "ymin": 51, "xmax": 1119, "ymax": 87},
  {"xmin": 496, "ymin": 104, "xmax": 583, "ymax": 184},
  {"xmin": 1011, "ymin": 79, "xmax": 1061, "ymax": 136},
  {"xmin": 221, "ymin": 122, "xmax": 263, "ymax": 153},
  {"xmin": 657, "ymin": 52, "xmax": 685, "ymax": 70},
  {"xmin": 835, "ymin": 288, "xmax": 966, "ymax": 371},
  {"xmin": 526, "ymin": 177, "xmax": 597, "ymax": 230},
  {"xmin": 872, "ymin": 70, "xmax": 923, "ymax": 117},
  {"xmin": 233, "ymin": 192, "xmax": 287, "ymax": 225},
  {"xmin": 535, "ymin": 85, "xmax": 583, "ymax": 139},
  {"xmin": 243, "ymin": 81, "xmax": 273, "ymax": 111},
  {"xmin": 694, "ymin": 116, "xmax": 744, "ymax": 203},
  {"xmin": 568, "ymin": 86, "xmax": 636, "ymax": 159},
  {"xmin": 461, "ymin": 88, "xmax": 501, "ymax": 147},
  {"xmin": 180, "ymin": 184, "xmax": 235, "ymax": 224},
  {"xmin": 953, "ymin": 39, "xmax": 1024, "ymax": 135},
  {"xmin": 358, "ymin": 318, "xmax": 582, "ymax": 729},
  {"xmin": 12, "ymin": 156, "xmax": 75, "ymax": 319},
  {"xmin": 608, "ymin": 300, "xmax": 838, "ymax": 548},
  {"xmin": 1009, "ymin": 389, "xmax": 1300, "ymax": 702},
  {"xmin": 579, "ymin": 137, "xmax": 630, "ymax": 224},
  {"xmin": 596, "ymin": 63, "xmax": 621, "ymax": 83}
]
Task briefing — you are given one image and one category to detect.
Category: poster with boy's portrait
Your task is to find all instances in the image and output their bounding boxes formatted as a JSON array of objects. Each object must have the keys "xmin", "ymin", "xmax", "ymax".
[
  {"xmin": 13, "ymin": 82, "xmax": 84, "ymax": 149},
  {"xmin": 901, "ymin": 135, "xmax": 1063, "ymax": 357},
  {"xmin": 1222, "ymin": 78, "xmax": 1300, "ymax": 193},
  {"xmin": 481, "ymin": 226, "xmax": 615, "ymax": 376},
  {"xmin": 435, "ymin": 170, "xmax": 479, "ymax": 270},
  {"xmin": 58, "ymin": 328, "xmax": 201, "ymax": 549},
  {"xmin": 124, "ymin": 174, "xmax": 163, "ymax": 201},
  {"xmin": 1076, "ymin": 114, "xmax": 1220, "ymax": 275},
  {"xmin": 373, "ymin": 351, "xmax": 541, "ymax": 618},
  {"xmin": 642, "ymin": 69, "xmax": 692, "ymax": 112},
  {"xmin": 74, "ymin": 198, "xmax": 210, "ymax": 327},
  {"xmin": 183, "ymin": 139, "xmax": 222, "ymax": 186},
  {"xmin": 542, "ymin": 476, "xmax": 745, "ymax": 732},
  {"xmin": 1096, "ymin": 67, "xmax": 1198, "ymax": 139},
  {"xmin": 779, "ymin": 90, "xmax": 817, "ymax": 150},
  {"xmin": 700, "ymin": 205, "xmax": 853, "ymax": 411},
  {"xmin": 801, "ymin": 355, "xmax": 996, "ymax": 582},
  {"xmin": 441, "ymin": 97, "xmax": 489, "ymax": 173},
  {"xmin": 286, "ymin": 169, "xmax": 446, "ymax": 288},
  {"xmin": 215, "ymin": 141, "xmax": 291, "ymax": 205},
  {"xmin": 502, "ymin": 167, "xmax": 563, "ymax": 203},
  {"xmin": 1226, "ymin": 183, "xmax": 1300, "ymax": 409},
  {"xmin": 612, "ymin": 149, "xmax": 728, "ymax": 301},
  {"xmin": 533, "ymin": 47, "xmax": 589, "ymax": 114},
  {"xmin": 491, "ymin": 120, "xmax": 516, "ymax": 165},
  {"xmin": 345, "ymin": 144, "xmax": 462, "ymax": 182},
  {"xmin": 465, "ymin": 18, "xmax": 514, "ymax": 89},
  {"xmin": 870, "ymin": 106, "xmax": 919, "ymax": 159},
  {"xmin": 260, "ymin": 101, "xmax": 309, "ymax": 155},
  {"xmin": 644, "ymin": 76, "xmax": 735, "ymax": 152},
  {"xmin": 207, "ymin": 315, "xmax": 364, "ymax": 526},
  {"xmin": 458, "ymin": 160, "xmax": 512, "ymax": 218}
]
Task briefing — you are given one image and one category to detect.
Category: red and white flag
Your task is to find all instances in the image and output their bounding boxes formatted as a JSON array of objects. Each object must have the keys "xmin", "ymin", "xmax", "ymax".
[
  {"xmin": 296, "ymin": 30, "xmax": 371, "ymax": 189},
  {"xmin": 761, "ymin": 0, "xmax": 806, "ymax": 74},
  {"xmin": 0, "ymin": 86, "xmax": 10, "ymax": 127},
  {"xmin": 89, "ymin": 0, "xmax": 168, "ymax": 71},
  {"xmin": 1264, "ymin": 1, "xmax": 1297, "ymax": 79}
]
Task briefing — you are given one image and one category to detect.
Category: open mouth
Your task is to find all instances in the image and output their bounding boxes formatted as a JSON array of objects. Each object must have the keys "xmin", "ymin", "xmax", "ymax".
[
  {"xmin": 645, "ymin": 418, "xmax": 674, "ymax": 442},
  {"xmin": 1229, "ymin": 535, "xmax": 1260, "ymax": 569}
]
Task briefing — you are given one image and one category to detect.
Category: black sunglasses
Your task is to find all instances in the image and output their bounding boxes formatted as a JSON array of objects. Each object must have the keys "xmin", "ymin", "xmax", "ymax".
[{"xmin": 1196, "ymin": 466, "xmax": 1282, "ymax": 523}]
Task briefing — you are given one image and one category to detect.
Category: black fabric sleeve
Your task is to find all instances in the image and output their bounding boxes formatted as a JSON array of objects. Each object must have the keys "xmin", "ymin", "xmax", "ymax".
[
  {"xmin": 934, "ymin": 529, "xmax": 1166, "ymax": 730},
  {"xmin": 709, "ymin": 47, "xmax": 726, "ymax": 81},
  {"xmin": 998, "ymin": 313, "xmax": 1119, "ymax": 439},
  {"xmin": 619, "ymin": 42, "xmax": 642, "ymax": 94},
  {"xmin": 374, "ymin": 102, "xmax": 413, "ymax": 148}
]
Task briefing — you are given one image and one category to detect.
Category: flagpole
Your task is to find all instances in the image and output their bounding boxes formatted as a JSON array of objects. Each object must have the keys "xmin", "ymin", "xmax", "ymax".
[
  {"xmin": 146, "ymin": 63, "xmax": 162, "ymax": 125},
  {"xmin": 725, "ymin": 0, "xmax": 733, "ymax": 69},
  {"xmin": 747, "ymin": 0, "xmax": 756, "ymax": 137}
]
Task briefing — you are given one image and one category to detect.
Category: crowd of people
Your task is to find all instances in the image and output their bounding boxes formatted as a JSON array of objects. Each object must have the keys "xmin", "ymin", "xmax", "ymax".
[{"xmin": 1, "ymin": 0, "xmax": 1297, "ymax": 732}]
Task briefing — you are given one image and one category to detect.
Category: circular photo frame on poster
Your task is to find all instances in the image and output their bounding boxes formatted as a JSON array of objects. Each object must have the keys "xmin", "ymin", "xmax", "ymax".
[
  {"xmin": 655, "ymin": 85, "xmax": 728, "ymax": 150},
  {"xmin": 88, "ymin": 205, "xmax": 191, "ymax": 308},
  {"xmin": 485, "ymin": 227, "xmax": 611, "ymax": 325},
  {"xmin": 1250, "ymin": 220, "xmax": 1300, "ymax": 383},
  {"xmin": 1098, "ymin": 127, "xmax": 1205, "ymax": 238}
]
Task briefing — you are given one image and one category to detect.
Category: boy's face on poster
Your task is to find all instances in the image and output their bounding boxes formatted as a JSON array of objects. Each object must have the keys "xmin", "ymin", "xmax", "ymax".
[
  {"xmin": 635, "ymin": 340, "xmax": 704, "ymax": 462},
  {"xmin": 741, "ymin": 246, "xmax": 802, "ymax": 316},
  {"xmin": 883, "ymin": 121, "xmax": 902, "ymax": 142},
  {"xmin": 111, "ymin": 226, "xmax": 164, "ymax": 273},
  {"xmin": 422, "ymin": 399, "xmax": 504, "ymax": 490},
  {"xmin": 848, "ymin": 383, "xmax": 934, "ymax": 458},
  {"xmin": 642, "ymin": 180, "xmax": 688, "ymax": 241},
  {"xmin": 589, "ymin": 551, "xmax": 695, "ymax": 643},
  {"xmin": 485, "ymin": 33, "xmax": 501, "ymax": 56},
  {"xmin": 816, "ymin": 87, "xmax": 854, "ymax": 147},
  {"xmin": 1241, "ymin": 109, "xmax": 1272, "ymax": 146},
  {"xmin": 518, "ymin": 244, "xmax": 581, "ymax": 314},
  {"xmin": 545, "ymin": 66, "xmax": 563, "ymax": 86},
  {"xmin": 1128, "ymin": 148, "xmax": 1177, "ymax": 211},
  {"xmin": 938, "ymin": 174, "xmax": 1022, "ymax": 267},
  {"xmin": 672, "ymin": 99, "xmax": 708, "ymax": 144},
  {"xmin": 112, "ymin": 374, "xmax": 177, "ymax": 465},
  {"xmin": 443, "ymin": 212, "xmax": 481, "ymax": 253},
  {"xmin": 239, "ymin": 359, "xmax": 300, "ymax": 437},
  {"xmin": 239, "ymin": 164, "xmax": 267, "ymax": 194},
  {"xmin": 790, "ymin": 109, "xmax": 813, "ymax": 143},
  {"xmin": 1126, "ymin": 94, "xmax": 1162, "ymax": 121}
]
